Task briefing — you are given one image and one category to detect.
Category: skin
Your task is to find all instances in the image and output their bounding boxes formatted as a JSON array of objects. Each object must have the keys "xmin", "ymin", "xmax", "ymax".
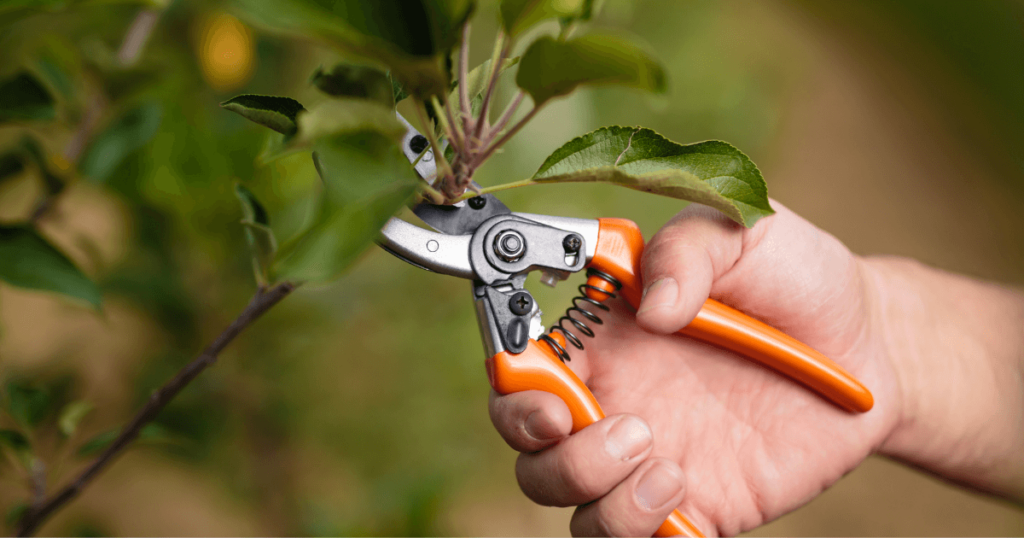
[{"xmin": 488, "ymin": 201, "xmax": 1024, "ymax": 536}]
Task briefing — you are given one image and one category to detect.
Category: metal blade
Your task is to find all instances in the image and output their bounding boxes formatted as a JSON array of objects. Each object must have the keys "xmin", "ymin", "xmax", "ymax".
[{"xmin": 396, "ymin": 112, "xmax": 511, "ymax": 235}]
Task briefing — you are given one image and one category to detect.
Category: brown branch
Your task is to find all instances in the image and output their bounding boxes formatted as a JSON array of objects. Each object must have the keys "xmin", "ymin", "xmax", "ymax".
[{"xmin": 15, "ymin": 282, "xmax": 297, "ymax": 537}]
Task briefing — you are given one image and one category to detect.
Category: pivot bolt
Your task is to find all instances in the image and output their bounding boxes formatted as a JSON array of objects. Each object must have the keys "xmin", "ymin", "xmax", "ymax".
[
  {"xmin": 494, "ymin": 230, "xmax": 526, "ymax": 262},
  {"xmin": 509, "ymin": 291, "xmax": 533, "ymax": 316},
  {"xmin": 562, "ymin": 234, "xmax": 582, "ymax": 253},
  {"xmin": 468, "ymin": 196, "xmax": 487, "ymax": 210}
]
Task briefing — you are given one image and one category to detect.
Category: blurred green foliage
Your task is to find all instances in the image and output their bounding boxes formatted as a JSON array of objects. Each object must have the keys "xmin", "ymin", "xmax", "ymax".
[{"xmin": 0, "ymin": 0, "xmax": 1021, "ymax": 536}]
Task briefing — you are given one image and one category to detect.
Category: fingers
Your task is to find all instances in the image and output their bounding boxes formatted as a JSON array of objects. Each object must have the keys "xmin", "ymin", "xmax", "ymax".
[
  {"xmin": 489, "ymin": 389, "xmax": 573, "ymax": 453},
  {"xmin": 635, "ymin": 204, "xmax": 752, "ymax": 334},
  {"xmin": 570, "ymin": 458, "xmax": 687, "ymax": 537},
  {"xmin": 516, "ymin": 414, "xmax": 653, "ymax": 507}
]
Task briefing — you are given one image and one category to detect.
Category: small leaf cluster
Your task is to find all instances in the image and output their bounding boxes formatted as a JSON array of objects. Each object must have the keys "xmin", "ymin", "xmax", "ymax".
[{"xmin": 222, "ymin": 0, "xmax": 774, "ymax": 286}]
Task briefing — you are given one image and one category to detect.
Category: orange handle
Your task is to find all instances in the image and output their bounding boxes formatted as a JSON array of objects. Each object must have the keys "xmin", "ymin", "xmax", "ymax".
[
  {"xmin": 588, "ymin": 218, "xmax": 874, "ymax": 413},
  {"xmin": 487, "ymin": 339, "xmax": 705, "ymax": 537}
]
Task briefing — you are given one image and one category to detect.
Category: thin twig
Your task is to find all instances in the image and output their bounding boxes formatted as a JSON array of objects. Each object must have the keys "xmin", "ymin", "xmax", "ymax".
[
  {"xmin": 15, "ymin": 282, "xmax": 297, "ymax": 537},
  {"xmin": 117, "ymin": 9, "xmax": 162, "ymax": 67}
]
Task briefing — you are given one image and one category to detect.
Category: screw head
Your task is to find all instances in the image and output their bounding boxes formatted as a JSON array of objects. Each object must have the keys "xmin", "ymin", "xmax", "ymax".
[
  {"xmin": 494, "ymin": 230, "xmax": 526, "ymax": 262},
  {"xmin": 509, "ymin": 291, "xmax": 533, "ymax": 316},
  {"xmin": 467, "ymin": 196, "xmax": 487, "ymax": 210},
  {"xmin": 562, "ymin": 234, "xmax": 582, "ymax": 253},
  {"xmin": 408, "ymin": 134, "xmax": 429, "ymax": 154}
]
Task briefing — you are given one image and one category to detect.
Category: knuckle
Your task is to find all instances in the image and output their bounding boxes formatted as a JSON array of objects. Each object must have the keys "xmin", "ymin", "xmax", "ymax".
[{"xmin": 556, "ymin": 442, "xmax": 600, "ymax": 501}]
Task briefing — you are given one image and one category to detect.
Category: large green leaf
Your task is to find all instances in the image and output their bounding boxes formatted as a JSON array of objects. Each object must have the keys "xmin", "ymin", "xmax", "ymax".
[
  {"xmin": 273, "ymin": 132, "xmax": 419, "ymax": 284},
  {"xmin": 79, "ymin": 102, "xmax": 163, "ymax": 183},
  {"xmin": 500, "ymin": 0, "xmax": 586, "ymax": 37},
  {"xmin": 221, "ymin": 95, "xmax": 306, "ymax": 136},
  {"xmin": 531, "ymin": 126, "xmax": 773, "ymax": 227},
  {"xmin": 311, "ymin": 64, "xmax": 394, "ymax": 107},
  {"xmin": 295, "ymin": 99, "xmax": 406, "ymax": 147},
  {"xmin": 516, "ymin": 34, "xmax": 666, "ymax": 106},
  {"xmin": 448, "ymin": 57, "xmax": 519, "ymax": 116},
  {"xmin": 234, "ymin": 184, "xmax": 277, "ymax": 286},
  {"xmin": 0, "ymin": 225, "xmax": 102, "ymax": 307},
  {"xmin": 233, "ymin": 0, "xmax": 473, "ymax": 97},
  {"xmin": 0, "ymin": 71, "xmax": 55, "ymax": 122}
]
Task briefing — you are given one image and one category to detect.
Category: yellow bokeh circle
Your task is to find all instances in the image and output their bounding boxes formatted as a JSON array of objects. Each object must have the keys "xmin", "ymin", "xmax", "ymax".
[{"xmin": 196, "ymin": 12, "xmax": 254, "ymax": 92}]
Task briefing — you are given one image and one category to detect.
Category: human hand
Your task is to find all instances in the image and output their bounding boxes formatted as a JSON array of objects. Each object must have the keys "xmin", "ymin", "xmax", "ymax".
[{"xmin": 489, "ymin": 201, "xmax": 904, "ymax": 536}]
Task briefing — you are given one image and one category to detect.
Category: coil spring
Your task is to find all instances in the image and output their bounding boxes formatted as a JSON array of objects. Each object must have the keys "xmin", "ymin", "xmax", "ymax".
[{"xmin": 539, "ymin": 269, "xmax": 623, "ymax": 362}]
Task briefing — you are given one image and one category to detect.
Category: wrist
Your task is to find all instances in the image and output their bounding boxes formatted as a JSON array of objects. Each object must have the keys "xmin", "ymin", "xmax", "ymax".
[{"xmin": 862, "ymin": 256, "xmax": 1024, "ymax": 501}]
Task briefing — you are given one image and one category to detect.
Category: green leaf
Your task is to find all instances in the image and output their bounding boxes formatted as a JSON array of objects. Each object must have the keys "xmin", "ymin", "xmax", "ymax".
[
  {"xmin": 19, "ymin": 135, "xmax": 64, "ymax": 194},
  {"xmin": 273, "ymin": 132, "xmax": 419, "ymax": 284},
  {"xmin": 57, "ymin": 400, "xmax": 93, "ymax": 437},
  {"xmin": 0, "ymin": 225, "xmax": 102, "ymax": 307},
  {"xmin": 561, "ymin": 0, "xmax": 598, "ymax": 25},
  {"xmin": 5, "ymin": 502, "xmax": 29, "ymax": 529},
  {"xmin": 232, "ymin": 0, "xmax": 473, "ymax": 98},
  {"xmin": 516, "ymin": 34, "xmax": 666, "ymax": 107},
  {"xmin": 0, "ymin": 152, "xmax": 26, "ymax": 184},
  {"xmin": 257, "ymin": 98, "xmax": 405, "ymax": 165},
  {"xmin": 0, "ymin": 71, "xmax": 55, "ymax": 122},
  {"xmin": 531, "ymin": 126, "xmax": 773, "ymax": 227},
  {"xmin": 448, "ymin": 57, "xmax": 519, "ymax": 117},
  {"xmin": 221, "ymin": 95, "xmax": 305, "ymax": 136},
  {"xmin": 79, "ymin": 102, "xmax": 162, "ymax": 183},
  {"xmin": 5, "ymin": 381, "xmax": 50, "ymax": 428},
  {"xmin": 235, "ymin": 184, "xmax": 277, "ymax": 286},
  {"xmin": 76, "ymin": 429, "xmax": 116, "ymax": 457},
  {"xmin": 295, "ymin": 99, "xmax": 407, "ymax": 148},
  {"xmin": 500, "ymin": 0, "xmax": 586, "ymax": 37},
  {"xmin": 0, "ymin": 429, "xmax": 32, "ymax": 469},
  {"xmin": 388, "ymin": 71, "xmax": 409, "ymax": 107},
  {"xmin": 312, "ymin": 64, "xmax": 394, "ymax": 107},
  {"xmin": 0, "ymin": 429, "xmax": 29, "ymax": 452}
]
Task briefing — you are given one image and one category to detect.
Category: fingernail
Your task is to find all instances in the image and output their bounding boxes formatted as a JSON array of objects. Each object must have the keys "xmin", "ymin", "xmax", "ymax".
[
  {"xmin": 636, "ymin": 463, "xmax": 684, "ymax": 511},
  {"xmin": 604, "ymin": 416, "xmax": 652, "ymax": 461},
  {"xmin": 638, "ymin": 278, "xmax": 678, "ymax": 315},
  {"xmin": 525, "ymin": 410, "xmax": 560, "ymax": 441}
]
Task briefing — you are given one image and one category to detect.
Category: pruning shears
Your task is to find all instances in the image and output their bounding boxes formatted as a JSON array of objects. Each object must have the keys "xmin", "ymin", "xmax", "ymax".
[{"xmin": 380, "ymin": 117, "xmax": 874, "ymax": 537}]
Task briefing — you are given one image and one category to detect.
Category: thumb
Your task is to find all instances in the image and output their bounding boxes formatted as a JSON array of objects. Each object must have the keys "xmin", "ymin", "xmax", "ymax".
[{"xmin": 635, "ymin": 204, "xmax": 746, "ymax": 334}]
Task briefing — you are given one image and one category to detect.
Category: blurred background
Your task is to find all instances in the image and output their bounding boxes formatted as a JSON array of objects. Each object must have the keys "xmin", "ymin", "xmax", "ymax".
[{"xmin": 1, "ymin": 0, "xmax": 1022, "ymax": 535}]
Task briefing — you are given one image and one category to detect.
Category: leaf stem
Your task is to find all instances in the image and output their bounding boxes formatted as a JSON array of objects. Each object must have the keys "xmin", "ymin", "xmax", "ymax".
[
  {"xmin": 412, "ymin": 99, "xmax": 453, "ymax": 180},
  {"xmin": 455, "ymin": 177, "xmax": 538, "ymax": 201},
  {"xmin": 471, "ymin": 32, "xmax": 508, "ymax": 148},
  {"xmin": 431, "ymin": 96, "xmax": 460, "ymax": 151},
  {"xmin": 458, "ymin": 22, "xmax": 472, "ymax": 132},
  {"xmin": 15, "ymin": 282, "xmax": 297, "ymax": 537},
  {"xmin": 490, "ymin": 91, "xmax": 525, "ymax": 139},
  {"xmin": 474, "ymin": 105, "xmax": 541, "ymax": 167}
]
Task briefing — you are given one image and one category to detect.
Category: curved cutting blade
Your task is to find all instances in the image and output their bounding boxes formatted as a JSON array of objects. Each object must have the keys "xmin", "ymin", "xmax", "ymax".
[{"xmin": 396, "ymin": 112, "xmax": 510, "ymax": 235}]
